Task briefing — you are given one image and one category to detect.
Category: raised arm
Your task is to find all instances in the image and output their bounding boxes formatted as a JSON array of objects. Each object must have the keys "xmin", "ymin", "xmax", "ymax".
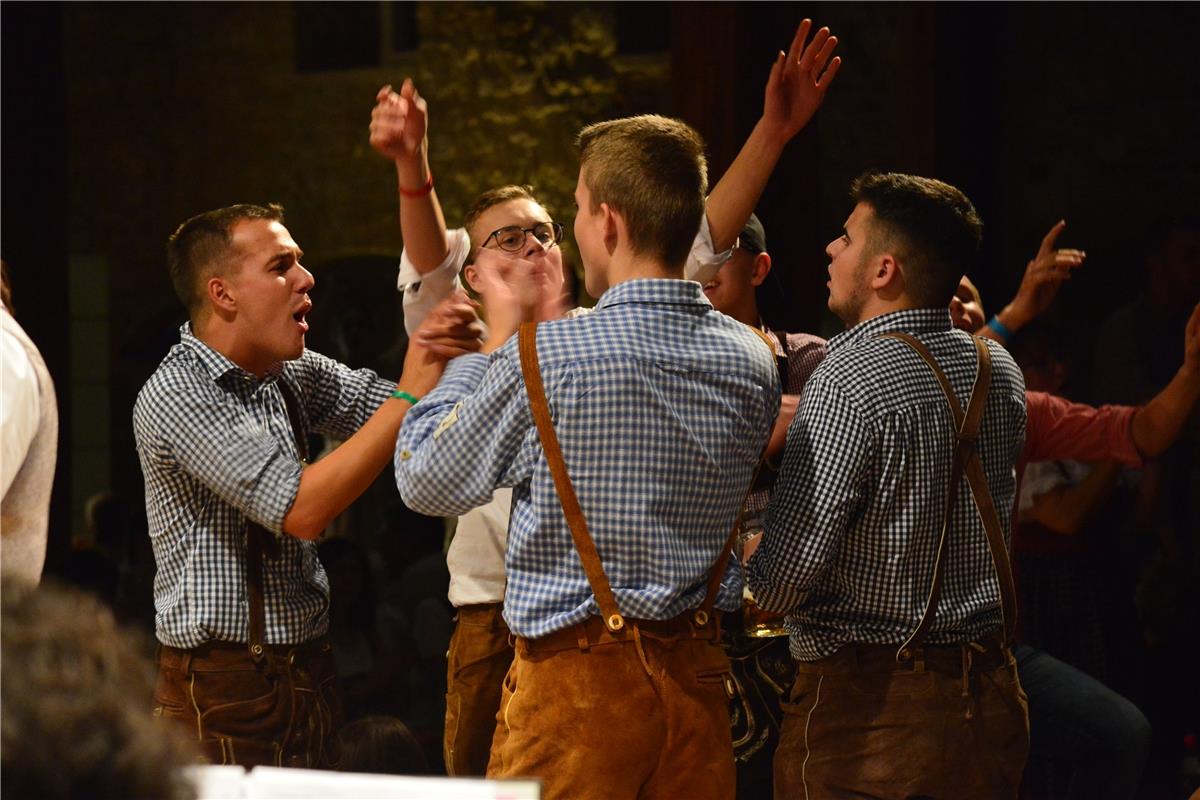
[
  {"xmin": 370, "ymin": 79, "xmax": 450, "ymax": 274},
  {"xmin": 978, "ymin": 220, "xmax": 1086, "ymax": 343},
  {"xmin": 704, "ymin": 19, "xmax": 841, "ymax": 252},
  {"xmin": 1129, "ymin": 302, "xmax": 1200, "ymax": 457}
]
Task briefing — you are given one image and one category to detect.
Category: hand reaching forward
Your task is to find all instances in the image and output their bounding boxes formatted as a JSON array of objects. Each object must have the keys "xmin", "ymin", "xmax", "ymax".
[
  {"xmin": 762, "ymin": 19, "xmax": 842, "ymax": 142},
  {"xmin": 369, "ymin": 78, "xmax": 428, "ymax": 163},
  {"xmin": 400, "ymin": 291, "xmax": 483, "ymax": 396},
  {"xmin": 1005, "ymin": 220, "xmax": 1086, "ymax": 329},
  {"xmin": 1183, "ymin": 302, "xmax": 1200, "ymax": 377}
]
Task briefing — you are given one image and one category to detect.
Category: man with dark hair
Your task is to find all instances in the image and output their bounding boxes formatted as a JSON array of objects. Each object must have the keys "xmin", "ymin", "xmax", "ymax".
[
  {"xmin": 393, "ymin": 111, "xmax": 786, "ymax": 797},
  {"xmin": 135, "ymin": 203, "xmax": 479, "ymax": 768},
  {"xmin": 747, "ymin": 172, "xmax": 1029, "ymax": 797},
  {"xmin": 2, "ymin": 581, "xmax": 197, "ymax": 800}
]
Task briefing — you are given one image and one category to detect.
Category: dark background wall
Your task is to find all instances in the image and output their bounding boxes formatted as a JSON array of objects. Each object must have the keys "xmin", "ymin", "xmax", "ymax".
[{"xmin": 4, "ymin": 1, "xmax": 1200, "ymax": 793}]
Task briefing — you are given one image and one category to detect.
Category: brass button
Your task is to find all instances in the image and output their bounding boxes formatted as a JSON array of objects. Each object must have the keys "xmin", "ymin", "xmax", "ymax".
[
  {"xmin": 899, "ymin": 647, "xmax": 912, "ymax": 661},
  {"xmin": 251, "ymin": 644, "xmax": 264, "ymax": 656},
  {"xmin": 399, "ymin": 450, "xmax": 412, "ymax": 461}
]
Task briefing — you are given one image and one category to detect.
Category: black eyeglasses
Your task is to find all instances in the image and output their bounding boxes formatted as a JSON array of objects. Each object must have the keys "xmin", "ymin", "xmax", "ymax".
[{"xmin": 482, "ymin": 221, "xmax": 565, "ymax": 253}]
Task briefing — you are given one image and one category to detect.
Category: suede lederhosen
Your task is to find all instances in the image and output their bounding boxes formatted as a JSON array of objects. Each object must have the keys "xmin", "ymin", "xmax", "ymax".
[
  {"xmin": 152, "ymin": 379, "xmax": 343, "ymax": 769},
  {"xmin": 483, "ymin": 323, "xmax": 772, "ymax": 799}
]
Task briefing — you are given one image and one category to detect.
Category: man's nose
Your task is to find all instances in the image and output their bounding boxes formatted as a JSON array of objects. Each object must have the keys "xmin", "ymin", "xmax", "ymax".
[
  {"xmin": 297, "ymin": 265, "xmax": 316, "ymax": 291},
  {"xmin": 523, "ymin": 235, "xmax": 546, "ymax": 257}
]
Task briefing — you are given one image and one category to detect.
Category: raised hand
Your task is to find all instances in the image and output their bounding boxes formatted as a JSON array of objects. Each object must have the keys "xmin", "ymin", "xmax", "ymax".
[
  {"xmin": 402, "ymin": 291, "xmax": 484, "ymax": 392},
  {"xmin": 369, "ymin": 78, "xmax": 428, "ymax": 163},
  {"xmin": 1005, "ymin": 220, "xmax": 1086, "ymax": 328},
  {"xmin": 762, "ymin": 19, "xmax": 842, "ymax": 142}
]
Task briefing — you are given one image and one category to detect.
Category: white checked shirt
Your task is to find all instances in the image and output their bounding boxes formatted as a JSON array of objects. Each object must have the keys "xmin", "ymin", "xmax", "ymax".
[
  {"xmin": 395, "ymin": 279, "xmax": 780, "ymax": 639},
  {"xmin": 746, "ymin": 308, "xmax": 1026, "ymax": 661},
  {"xmin": 134, "ymin": 324, "xmax": 394, "ymax": 648}
]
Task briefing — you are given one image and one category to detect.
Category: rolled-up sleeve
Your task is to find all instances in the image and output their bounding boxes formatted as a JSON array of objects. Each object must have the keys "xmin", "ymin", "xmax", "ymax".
[
  {"xmin": 394, "ymin": 345, "xmax": 538, "ymax": 517},
  {"xmin": 398, "ymin": 228, "xmax": 472, "ymax": 336}
]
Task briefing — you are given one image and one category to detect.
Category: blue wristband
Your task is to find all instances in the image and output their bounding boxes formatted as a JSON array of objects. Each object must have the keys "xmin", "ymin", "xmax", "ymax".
[{"xmin": 987, "ymin": 315, "xmax": 1013, "ymax": 341}]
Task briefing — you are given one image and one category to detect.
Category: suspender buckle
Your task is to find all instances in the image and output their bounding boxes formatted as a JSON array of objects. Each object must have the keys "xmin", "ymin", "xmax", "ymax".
[{"xmin": 605, "ymin": 613, "xmax": 625, "ymax": 632}]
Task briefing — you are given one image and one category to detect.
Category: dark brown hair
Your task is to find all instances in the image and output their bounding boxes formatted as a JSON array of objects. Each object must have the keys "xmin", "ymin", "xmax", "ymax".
[
  {"xmin": 166, "ymin": 203, "xmax": 285, "ymax": 318},
  {"xmin": 850, "ymin": 172, "xmax": 982, "ymax": 308},
  {"xmin": 1, "ymin": 580, "xmax": 197, "ymax": 800},
  {"xmin": 577, "ymin": 114, "xmax": 707, "ymax": 270}
]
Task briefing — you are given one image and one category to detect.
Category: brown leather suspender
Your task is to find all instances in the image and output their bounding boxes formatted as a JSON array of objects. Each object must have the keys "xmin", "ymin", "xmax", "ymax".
[
  {"xmin": 517, "ymin": 322, "xmax": 768, "ymax": 633},
  {"xmin": 245, "ymin": 378, "xmax": 307, "ymax": 663},
  {"xmin": 880, "ymin": 332, "xmax": 1018, "ymax": 659}
]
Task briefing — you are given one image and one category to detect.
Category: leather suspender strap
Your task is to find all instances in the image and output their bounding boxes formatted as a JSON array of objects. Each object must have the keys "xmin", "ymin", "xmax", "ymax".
[
  {"xmin": 879, "ymin": 332, "xmax": 1017, "ymax": 658},
  {"xmin": 517, "ymin": 322, "xmax": 770, "ymax": 632},
  {"xmin": 518, "ymin": 323, "xmax": 628, "ymax": 633},
  {"xmin": 245, "ymin": 378, "xmax": 306, "ymax": 663}
]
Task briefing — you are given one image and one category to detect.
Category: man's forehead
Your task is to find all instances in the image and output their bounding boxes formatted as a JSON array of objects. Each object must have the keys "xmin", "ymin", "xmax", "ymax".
[{"xmin": 230, "ymin": 218, "xmax": 298, "ymax": 254}]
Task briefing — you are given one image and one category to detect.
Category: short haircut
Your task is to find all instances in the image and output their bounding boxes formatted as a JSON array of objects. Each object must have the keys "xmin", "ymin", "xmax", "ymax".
[
  {"xmin": 462, "ymin": 185, "xmax": 542, "ymax": 252},
  {"xmin": 576, "ymin": 114, "xmax": 708, "ymax": 270},
  {"xmin": 166, "ymin": 203, "xmax": 285, "ymax": 318},
  {"xmin": 849, "ymin": 172, "xmax": 982, "ymax": 308},
  {"xmin": 1, "ymin": 580, "xmax": 196, "ymax": 800}
]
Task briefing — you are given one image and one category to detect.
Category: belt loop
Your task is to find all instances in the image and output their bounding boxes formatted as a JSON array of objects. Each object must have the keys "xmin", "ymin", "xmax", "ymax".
[
  {"xmin": 181, "ymin": 651, "xmax": 193, "ymax": 677},
  {"xmin": 575, "ymin": 622, "xmax": 591, "ymax": 653},
  {"xmin": 913, "ymin": 645, "xmax": 925, "ymax": 673}
]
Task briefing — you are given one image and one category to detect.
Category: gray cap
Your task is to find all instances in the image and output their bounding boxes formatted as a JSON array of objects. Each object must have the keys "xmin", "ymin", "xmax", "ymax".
[{"xmin": 738, "ymin": 213, "xmax": 766, "ymax": 254}]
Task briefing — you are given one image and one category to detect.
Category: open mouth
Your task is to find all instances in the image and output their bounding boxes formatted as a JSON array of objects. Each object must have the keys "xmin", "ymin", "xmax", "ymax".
[{"xmin": 293, "ymin": 302, "xmax": 312, "ymax": 332}]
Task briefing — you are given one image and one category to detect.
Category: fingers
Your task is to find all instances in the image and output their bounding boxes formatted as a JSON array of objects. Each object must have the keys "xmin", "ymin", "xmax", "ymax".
[
  {"xmin": 376, "ymin": 84, "xmax": 393, "ymax": 103},
  {"xmin": 785, "ymin": 19, "xmax": 812, "ymax": 67},
  {"xmin": 816, "ymin": 55, "xmax": 842, "ymax": 90},
  {"xmin": 1037, "ymin": 219, "xmax": 1067, "ymax": 258},
  {"xmin": 798, "ymin": 26, "xmax": 832, "ymax": 74},
  {"xmin": 810, "ymin": 33, "xmax": 838, "ymax": 78}
]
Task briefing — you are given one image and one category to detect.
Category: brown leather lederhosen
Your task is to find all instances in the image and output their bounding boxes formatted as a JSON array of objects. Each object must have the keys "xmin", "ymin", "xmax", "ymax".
[{"xmin": 154, "ymin": 379, "xmax": 342, "ymax": 769}]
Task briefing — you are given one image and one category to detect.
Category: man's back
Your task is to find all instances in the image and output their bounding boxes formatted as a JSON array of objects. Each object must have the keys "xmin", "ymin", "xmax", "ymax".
[
  {"xmin": 396, "ymin": 278, "xmax": 780, "ymax": 637},
  {"xmin": 754, "ymin": 308, "xmax": 1026, "ymax": 659}
]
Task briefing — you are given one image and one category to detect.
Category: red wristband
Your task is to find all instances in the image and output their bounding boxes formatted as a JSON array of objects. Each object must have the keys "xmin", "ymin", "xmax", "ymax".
[{"xmin": 399, "ymin": 170, "xmax": 434, "ymax": 199}]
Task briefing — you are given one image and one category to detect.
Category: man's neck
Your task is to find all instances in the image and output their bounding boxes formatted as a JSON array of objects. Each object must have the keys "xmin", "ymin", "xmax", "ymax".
[
  {"xmin": 192, "ymin": 318, "xmax": 273, "ymax": 377},
  {"xmin": 844, "ymin": 296, "xmax": 921, "ymax": 329},
  {"xmin": 605, "ymin": 250, "xmax": 682, "ymax": 289}
]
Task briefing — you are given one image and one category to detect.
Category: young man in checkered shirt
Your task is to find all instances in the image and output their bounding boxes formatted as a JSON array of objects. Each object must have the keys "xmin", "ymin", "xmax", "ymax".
[
  {"xmin": 134, "ymin": 203, "xmax": 478, "ymax": 768},
  {"xmin": 747, "ymin": 173, "xmax": 1030, "ymax": 798}
]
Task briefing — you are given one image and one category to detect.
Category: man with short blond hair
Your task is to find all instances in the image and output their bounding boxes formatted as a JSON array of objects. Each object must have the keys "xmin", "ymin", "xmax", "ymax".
[{"xmin": 395, "ymin": 114, "xmax": 780, "ymax": 798}]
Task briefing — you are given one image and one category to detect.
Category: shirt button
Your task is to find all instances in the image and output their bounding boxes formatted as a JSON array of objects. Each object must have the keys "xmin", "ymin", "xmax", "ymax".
[{"xmin": 398, "ymin": 450, "xmax": 412, "ymax": 461}]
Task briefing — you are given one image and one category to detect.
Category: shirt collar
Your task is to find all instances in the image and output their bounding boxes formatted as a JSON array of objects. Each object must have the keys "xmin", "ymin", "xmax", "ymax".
[
  {"xmin": 592, "ymin": 278, "xmax": 712, "ymax": 313},
  {"xmin": 178, "ymin": 323, "xmax": 282, "ymax": 386},
  {"xmin": 826, "ymin": 307, "xmax": 954, "ymax": 354}
]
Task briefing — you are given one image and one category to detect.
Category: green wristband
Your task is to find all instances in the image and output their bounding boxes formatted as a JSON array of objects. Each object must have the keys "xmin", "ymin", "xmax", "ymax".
[{"xmin": 391, "ymin": 389, "xmax": 421, "ymax": 405}]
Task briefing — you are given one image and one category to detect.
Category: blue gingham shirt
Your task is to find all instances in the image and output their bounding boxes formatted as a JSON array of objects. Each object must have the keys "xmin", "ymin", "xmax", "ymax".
[
  {"xmin": 746, "ymin": 308, "xmax": 1027, "ymax": 661},
  {"xmin": 134, "ymin": 324, "xmax": 394, "ymax": 648},
  {"xmin": 395, "ymin": 279, "xmax": 780, "ymax": 638}
]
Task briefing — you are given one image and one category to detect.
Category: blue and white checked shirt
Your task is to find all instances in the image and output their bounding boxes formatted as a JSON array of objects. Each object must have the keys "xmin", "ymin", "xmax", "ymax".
[
  {"xmin": 395, "ymin": 279, "xmax": 781, "ymax": 638},
  {"xmin": 134, "ymin": 324, "xmax": 394, "ymax": 648},
  {"xmin": 746, "ymin": 308, "xmax": 1027, "ymax": 661}
]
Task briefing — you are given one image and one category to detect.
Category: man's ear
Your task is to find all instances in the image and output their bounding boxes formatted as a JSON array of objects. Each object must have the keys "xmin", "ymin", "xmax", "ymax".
[
  {"xmin": 601, "ymin": 203, "xmax": 619, "ymax": 256},
  {"xmin": 208, "ymin": 275, "xmax": 237, "ymax": 315},
  {"xmin": 750, "ymin": 252, "xmax": 773, "ymax": 288},
  {"xmin": 462, "ymin": 264, "xmax": 483, "ymax": 295},
  {"xmin": 870, "ymin": 253, "xmax": 905, "ymax": 294}
]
